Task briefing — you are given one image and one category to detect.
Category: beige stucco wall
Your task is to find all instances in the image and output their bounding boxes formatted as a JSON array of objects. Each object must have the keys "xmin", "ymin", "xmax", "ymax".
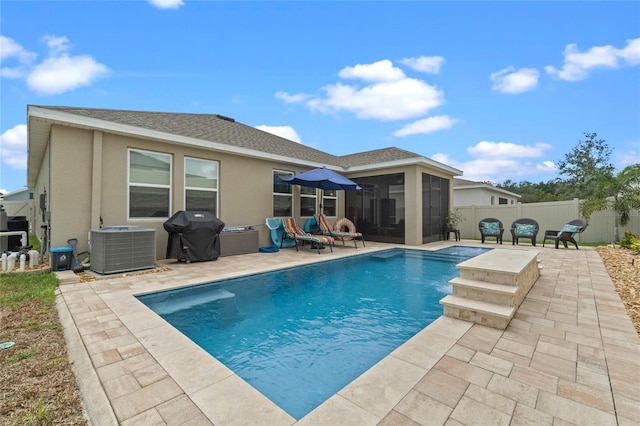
[
  {"xmin": 41, "ymin": 123, "xmax": 459, "ymax": 261},
  {"xmin": 45, "ymin": 126, "xmax": 357, "ymax": 260},
  {"xmin": 33, "ymin": 139, "xmax": 50, "ymax": 249},
  {"xmin": 52, "ymin": 126, "xmax": 93, "ymax": 252}
]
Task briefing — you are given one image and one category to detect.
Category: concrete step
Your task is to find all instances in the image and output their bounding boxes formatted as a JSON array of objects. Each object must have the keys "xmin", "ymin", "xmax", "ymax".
[
  {"xmin": 56, "ymin": 270, "xmax": 81, "ymax": 285},
  {"xmin": 449, "ymin": 277, "xmax": 519, "ymax": 295},
  {"xmin": 457, "ymin": 249, "xmax": 541, "ymax": 287},
  {"xmin": 449, "ymin": 277, "xmax": 519, "ymax": 307},
  {"xmin": 440, "ymin": 295, "xmax": 515, "ymax": 330}
]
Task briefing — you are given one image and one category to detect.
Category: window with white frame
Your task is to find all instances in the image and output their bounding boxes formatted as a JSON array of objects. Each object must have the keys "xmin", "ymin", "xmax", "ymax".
[
  {"xmin": 185, "ymin": 157, "xmax": 219, "ymax": 215},
  {"xmin": 128, "ymin": 149, "xmax": 171, "ymax": 219},
  {"xmin": 273, "ymin": 170, "xmax": 293, "ymax": 217},
  {"xmin": 300, "ymin": 186, "xmax": 317, "ymax": 217},
  {"xmin": 322, "ymin": 189, "xmax": 337, "ymax": 217}
]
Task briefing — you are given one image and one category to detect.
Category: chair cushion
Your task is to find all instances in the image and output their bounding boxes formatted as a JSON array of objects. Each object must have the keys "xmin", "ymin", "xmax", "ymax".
[
  {"xmin": 481, "ymin": 221, "xmax": 500, "ymax": 235},
  {"xmin": 557, "ymin": 224, "xmax": 582, "ymax": 237},
  {"xmin": 515, "ymin": 223, "xmax": 536, "ymax": 236},
  {"xmin": 317, "ymin": 214, "xmax": 332, "ymax": 233}
]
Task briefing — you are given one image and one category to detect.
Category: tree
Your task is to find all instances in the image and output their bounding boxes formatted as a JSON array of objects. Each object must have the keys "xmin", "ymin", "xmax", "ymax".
[
  {"xmin": 581, "ymin": 164, "xmax": 640, "ymax": 240},
  {"xmin": 556, "ymin": 132, "xmax": 615, "ymax": 200}
]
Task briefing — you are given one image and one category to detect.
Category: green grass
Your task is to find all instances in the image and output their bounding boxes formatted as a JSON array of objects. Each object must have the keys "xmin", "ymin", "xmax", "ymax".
[
  {"xmin": 28, "ymin": 235, "xmax": 41, "ymax": 252},
  {"xmin": 0, "ymin": 272, "xmax": 59, "ymax": 308},
  {"xmin": 8, "ymin": 345, "xmax": 38, "ymax": 363}
]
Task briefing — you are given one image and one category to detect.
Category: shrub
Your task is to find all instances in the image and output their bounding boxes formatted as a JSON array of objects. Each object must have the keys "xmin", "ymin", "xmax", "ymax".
[{"xmin": 620, "ymin": 230, "xmax": 640, "ymax": 253}]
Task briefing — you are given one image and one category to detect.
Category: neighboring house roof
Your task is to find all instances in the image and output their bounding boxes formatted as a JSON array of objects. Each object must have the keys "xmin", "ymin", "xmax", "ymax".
[
  {"xmin": 453, "ymin": 178, "xmax": 521, "ymax": 199},
  {"xmin": 0, "ymin": 188, "xmax": 33, "ymax": 201},
  {"xmin": 27, "ymin": 105, "xmax": 462, "ymax": 187}
]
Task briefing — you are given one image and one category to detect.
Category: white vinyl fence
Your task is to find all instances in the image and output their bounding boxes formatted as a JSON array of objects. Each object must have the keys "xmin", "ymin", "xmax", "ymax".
[{"xmin": 455, "ymin": 199, "xmax": 640, "ymax": 244}]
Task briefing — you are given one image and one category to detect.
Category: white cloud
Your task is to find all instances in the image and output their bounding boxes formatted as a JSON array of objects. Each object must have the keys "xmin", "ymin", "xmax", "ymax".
[
  {"xmin": 491, "ymin": 66, "xmax": 539, "ymax": 94},
  {"xmin": 1, "ymin": 34, "xmax": 109, "ymax": 94},
  {"xmin": 536, "ymin": 161, "xmax": 557, "ymax": 173},
  {"xmin": 619, "ymin": 38, "xmax": 640, "ymax": 65},
  {"xmin": 467, "ymin": 141, "xmax": 552, "ymax": 158},
  {"xmin": 308, "ymin": 78, "xmax": 444, "ymax": 120},
  {"xmin": 338, "ymin": 59, "xmax": 405, "ymax": 82},
  {"xmin": 277, "ymin": 59, "xmax": 447, "ymax": 127},
  {"xmin": 0, "ymin": 35, "xmax": 37, "ymax": 78},
  {"xmin": 545, "ymin": 37, "xmax": 640, "ymax": 81},
  {"xmin": 434, "ymin": 140, "xmax": 556, "ymax": 182},
  {"xmin": 616, "ymin": 147, "xmax": 640, "ymax": 168},
  {"xmin": 441, "ymin": 157, "xmax": 554, "ymax": 182},
  {"xmin": 27, "ymin": 54, "xmax": 109, "ymax": 94},
  {"xmin": 393, "ymin": 115, "xmax": 459, "ymax": 137},
  {"xmin": 399, "ymin": 56, "xmax": 444, "ymax": 74},
  {"xmin": 42, "ymin": 35, "xmax": 71, "ymax": 56},
  {"xmin": 256, "ymin": 125, "xmax": 302, "ymax": 143},
  {"xmin": 148, "ymin": 0, "xmax": 185, "ymax": 9},
  {"xmin": 0, "ymin": 124, "xmax": 28, "ymax": 170},
  {"xmin": 275, "ymin": 91, "xmax": 311, "ymax": 103}
]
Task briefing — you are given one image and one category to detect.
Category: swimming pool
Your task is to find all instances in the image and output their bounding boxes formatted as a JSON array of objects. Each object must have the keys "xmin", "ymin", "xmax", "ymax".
[{"xmin": 138, "ymin": 246, "xmax": 490, "ymax": 419}]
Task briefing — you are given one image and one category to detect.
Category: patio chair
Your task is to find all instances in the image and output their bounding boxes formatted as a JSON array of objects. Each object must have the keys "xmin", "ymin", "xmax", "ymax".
[
  {"xmin": 316, "ymin": 214, "xmax": 365, "ymax": 248},
  {"xmin": 478, "ymin": 218, "xmax": 504, "ymax": 244},
  {"xmin": 542, "ymin": 219, "xmax": 588, "ymax": 249},
  {"xmin": 510, "ymin": 218, "xmax": 539, "ymax": 246},
  {"xmin": 281, "ymin": 217, "xmax": 334, "ymax": 254}
]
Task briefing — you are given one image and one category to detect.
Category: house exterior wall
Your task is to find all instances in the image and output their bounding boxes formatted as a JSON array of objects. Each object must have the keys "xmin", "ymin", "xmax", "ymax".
[
  {"xmin": 46, "ymin": 126, "xmax": 93, "ymax": 252},
  {"xmin": 44, "ymin": 126, "xmax": 353, "ymax": 259},
  {"xmin": 34, "ymin": 140, "xmax": 50, "ymax": 249}
]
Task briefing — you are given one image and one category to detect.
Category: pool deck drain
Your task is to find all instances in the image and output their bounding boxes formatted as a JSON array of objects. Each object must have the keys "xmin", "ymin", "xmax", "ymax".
[{"xmin": 56, "ymin": 241, "xmax": 640, "ymax": 425}]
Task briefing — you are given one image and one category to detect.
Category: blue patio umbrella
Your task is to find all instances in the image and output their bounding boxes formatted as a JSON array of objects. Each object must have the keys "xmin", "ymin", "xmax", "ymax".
[{"xmin": 281, "ymin": 166, "xmax": 362, "ymax": 214}]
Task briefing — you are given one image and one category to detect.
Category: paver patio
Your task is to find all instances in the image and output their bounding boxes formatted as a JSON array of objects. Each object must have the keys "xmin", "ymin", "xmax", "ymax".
[{"xmin": 55, "ymin": 240, "xmax": 640, "ymax": 425}]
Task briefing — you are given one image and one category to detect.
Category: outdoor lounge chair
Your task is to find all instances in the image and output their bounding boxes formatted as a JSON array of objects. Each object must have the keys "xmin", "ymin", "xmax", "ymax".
[
  {"xmin": 510, "ymin": 218, "xmax": 539, "ymax": 246},
  {"xmin": 542, "ymin": 219, "xmax": 588, "ymax": 249},
  {"xmin": 478, "ymin": 218, "xmax": 504, "ymax": 244},
  {"xmin": 316, "ymin": 214, "xmax": 365, "ymax": 248},
  {"xmin": 281, "ymin": 217, "xmax": 334, "ymax": 254}
]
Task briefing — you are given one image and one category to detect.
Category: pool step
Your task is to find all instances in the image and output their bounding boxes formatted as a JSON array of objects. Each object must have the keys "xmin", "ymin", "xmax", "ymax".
[
  {"xmin": 153, "ymin": 289, "xmax": 236, "ymax": 315},
  {"xmin": 450, "ymin": 277, "xmax": 519, "ymax": 307},
  {"xmin": 440, "ymin": 295, "xmax": 515, "ymax": 330},
  {"xmin": 440, "ymin": 249, "xmax": 541, "ymax": 330}
]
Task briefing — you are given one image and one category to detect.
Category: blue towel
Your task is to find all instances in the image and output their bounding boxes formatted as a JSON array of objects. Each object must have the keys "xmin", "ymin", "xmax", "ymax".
[
  {"xmin": 557, "ymin": 224, "xmax": 582, "ymax": 237},
  {"xmin": 259, "ymin": 245, "xmax": 280, "ymax": 253}
]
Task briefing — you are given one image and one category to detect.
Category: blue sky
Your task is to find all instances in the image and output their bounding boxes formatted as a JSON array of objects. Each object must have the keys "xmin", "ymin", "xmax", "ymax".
[{"xmin": 1, "ymin": 1, "xmax": 639, "ymax": 194}]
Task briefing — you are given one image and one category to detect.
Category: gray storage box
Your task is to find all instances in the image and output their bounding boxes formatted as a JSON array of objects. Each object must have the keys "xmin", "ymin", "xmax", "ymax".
[{"xmin": 219, "ymin": 229, "xmax": 259, "ymax": 257}]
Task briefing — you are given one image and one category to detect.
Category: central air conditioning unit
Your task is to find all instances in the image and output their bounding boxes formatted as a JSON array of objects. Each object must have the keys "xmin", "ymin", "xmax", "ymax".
[{"xmin": 89, "ymin": 226, "xmax": 156, "ymax": 275}]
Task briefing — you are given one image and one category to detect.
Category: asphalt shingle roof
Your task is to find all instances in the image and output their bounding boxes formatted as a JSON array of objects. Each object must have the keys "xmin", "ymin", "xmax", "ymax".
[{"xmin": 34, "ymin": 106, "xmax": 425, "ymax": 168}]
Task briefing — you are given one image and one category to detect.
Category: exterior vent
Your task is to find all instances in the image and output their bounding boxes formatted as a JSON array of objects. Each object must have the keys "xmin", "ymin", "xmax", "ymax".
[
  {"xmin": 215, "ymin": 114, "xmax": 235, "ymax": 122},
  {"xmin": 90, "ymin": 226, "xmax": 156, "ymax": 274}
]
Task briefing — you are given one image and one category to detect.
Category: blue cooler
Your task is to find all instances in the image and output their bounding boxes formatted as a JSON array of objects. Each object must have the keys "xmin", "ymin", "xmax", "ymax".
[{"xmin": 50, "ymin": 247, "xmax": 73, "ymax": 271}]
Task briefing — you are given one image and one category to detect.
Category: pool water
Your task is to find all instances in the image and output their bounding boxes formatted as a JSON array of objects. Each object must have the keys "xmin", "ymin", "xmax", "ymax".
[{"xmin": 138, "ymin": 247, "xmax": 490, "ymax": 419}]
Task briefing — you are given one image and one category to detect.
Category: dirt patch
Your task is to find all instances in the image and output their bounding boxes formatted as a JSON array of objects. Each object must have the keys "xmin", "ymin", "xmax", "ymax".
[
  {"xmin": 0, "ymin": 301, "xmax": 87, "ymax": 425},
  {"xmin": 595, "ymin": 245, "xmax": 640, "ymax": 336}
]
